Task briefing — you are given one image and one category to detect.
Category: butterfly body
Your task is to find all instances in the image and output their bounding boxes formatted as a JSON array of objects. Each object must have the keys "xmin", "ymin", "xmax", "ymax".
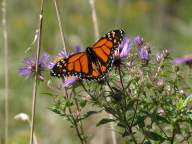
[{"xmin": 51, "ymin": 29, "xmax": 125, "ymax": 80}]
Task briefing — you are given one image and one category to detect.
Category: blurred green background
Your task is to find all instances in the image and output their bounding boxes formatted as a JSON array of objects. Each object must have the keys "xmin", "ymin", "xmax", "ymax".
[{"xmin": 1, "ymin": 0, "xmax": 192, "ymax": 143}]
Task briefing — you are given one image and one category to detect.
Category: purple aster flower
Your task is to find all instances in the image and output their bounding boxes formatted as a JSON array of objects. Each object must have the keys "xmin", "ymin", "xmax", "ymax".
[
  {"xmin": 173, "ymin": 54, "xmax": 192, "ymax": 65},
  {"xmin": 58, "ymin": 48, "xmax": 68, "ymax": 58},
  {"xmin": 134, "ymin": 36, "xmax": 144, "ymax": 47},
  {"xmin": 63, "ymin": 77, "xmax": 79, "ymax": 88},
  {"xmin": 18, "ymin": 52, "xmax": 50, "ymax": 80},
  {"xmin": 138, "ymin": 46, "xmax": 149, "ymax": 61},
  {"xmin": 113, "ymin": 37, "xmax": 132, "ymax": 67},
  {"xmin": 119, "ymin": 37, "xmax": 132, "ymax": 58}
]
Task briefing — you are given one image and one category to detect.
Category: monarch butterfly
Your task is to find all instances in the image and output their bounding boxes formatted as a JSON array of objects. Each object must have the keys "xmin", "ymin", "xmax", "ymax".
[{"xmin": 51, "ymin": 29, "xmax": 125, "ymax": 80}]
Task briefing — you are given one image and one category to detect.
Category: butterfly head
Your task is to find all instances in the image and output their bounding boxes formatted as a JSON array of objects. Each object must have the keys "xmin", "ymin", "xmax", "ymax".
[
  {"xmin": 50, "ymin": 56, "xmax": 67, "ymax": 78},
  {"xmin": 106, "ymin": 29, "xmax": 125, "ymax": 48}
]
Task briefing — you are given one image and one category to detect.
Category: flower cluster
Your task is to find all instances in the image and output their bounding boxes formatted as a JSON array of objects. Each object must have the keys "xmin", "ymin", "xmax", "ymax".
[
  {"xmin": 18, "ymin": 34, "xmax": 192, "ymax": 144},
  {"xmin": 18, "ymin": 52, "xmax": 50, "ymax": 80},
  {"xmin": 134, "ymin": 36, "xmax": 150, "ymax": 63}
]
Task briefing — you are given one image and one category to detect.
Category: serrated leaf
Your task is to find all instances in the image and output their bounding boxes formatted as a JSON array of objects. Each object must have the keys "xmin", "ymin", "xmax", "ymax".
[
  {"xmin": 144, "ymin": 131, "xmax": 166, "ymax": 142},
  {"xmin": 96, "ymin": 118, "xmax": 115, "ymax": 127}
]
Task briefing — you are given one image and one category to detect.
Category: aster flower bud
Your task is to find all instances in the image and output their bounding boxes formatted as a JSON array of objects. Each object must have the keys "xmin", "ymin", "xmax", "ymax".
[
  {"xmin": 138, "ymin": 46, "xmax": 150, "ymax": 63},
  {"xmin": 157, "ymin": 108, "xmax": 165, "ymax": 116},
  {"xmin": 156, "ymin": 52, "xmax": 164, "ymax": 63},
  {"xmin": 156, "ymin": 79, "xmax": 165, "ymax": 91},
  {"xmin": 134, "ymin": 36, "xmax": 144, "ymax": 47}
]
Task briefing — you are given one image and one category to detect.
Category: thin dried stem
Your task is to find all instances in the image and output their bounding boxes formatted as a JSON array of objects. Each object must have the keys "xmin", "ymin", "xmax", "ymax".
[
  {"xmin": 89, "ymin": 0, "xmax": 117, "ymax": 143},
  {"xmin": 30, "ymin": 0, "xmax": 44, "ymax": 144},
  {"xmin": 2, "ymin": 0, "xmax": 9, "ymax": 143},
  {"xmin": 53, "ymin": 1, "xmax": 86, "ymax": 143},
  {"xmin": 115, "ymin": 0, "xmax": 124, "ymax": 27},
  {"xmin": 89, "ymin": 0, "xmax": 99, "ymax": 40},
  {"xmin": 53, "ymin": 0, "xmax": 67, "ymax": 54}
]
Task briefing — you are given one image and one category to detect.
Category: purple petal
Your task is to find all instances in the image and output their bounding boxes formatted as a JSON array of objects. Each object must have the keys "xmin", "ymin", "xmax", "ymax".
[
  {"xmin": 173, "ymin": 58, "xmax": 185, "ymax": 64},
  {"xmin": 18, "ymin": 67, "xmax": 32, "ymax": 76},
  {"xmin": 24, "ymin": 57, "xmax": 33, "ymax": 66},
  {"xmin": 63, "ymin": 77, "xmax": 79, "ymax": 88},
  {"xmin": 134, "ymin": 36, "xmax": 144, "ymax": 47},
  {"xmin": 119, "ymin": 37, "xmax": 131, "ymax": 58},
  {"xmin": 75, "ymin": 45, "xmax": 81, "ymax": 53},
  {"xmin": 173, "ymin": 55, "xmax": 192, "ymax": 64},
  {"xmin": 58, "ymin": 49, "xmax": 68, "ymax": 58},
  {"xmin": 138, "ymin": 47, "xmax": 149, "ymax": 60},
  {"xmin": 47, "ymin": 61, "xmax": 55, "ymax": 69},
  {"xmin": 39, "ymin": 52, "xmax": 49, "ymax": 68},
  {"xmin": 40, "ymin": 52, "xmax": 49, "ymax": 63}
]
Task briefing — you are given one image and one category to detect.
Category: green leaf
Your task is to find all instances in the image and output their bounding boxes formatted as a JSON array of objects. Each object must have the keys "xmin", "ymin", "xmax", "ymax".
[
  {"xmin": 143, "ymin": 140, "xmax": 152, "ymax": 144},
  {"xmin": 184, "ymin": 94, "xmax": 192, "ymax": 107},
  {"xmin": 49, "ymin": 106, "xmax": 65, "ymax": 116},
  {"xmin": 176, "ymin": 99, "xmax": 185, "ymax": 110},
  {"xmin": 96, "ymin": 118, "xmax": 115, "ymax": 127},
  {"xmin": 79, "ymin": 99, "xmax": 87, "ymax": 108},
  {"xmin": 150, "ymin": 113, "xmax": 169, "ymax": 124},
  {"xmin": 136, "ymin": 115, "xmax": 146, "ymax": 128},
  {"xmin": 126, "ymin": 99, "xmax": 136, "ymax": 110},
  {"xmin": 65, "ymin": 100, "xmax": 73, "ymax": 107},
  {"xmin": 41, "ymin": 92, "xmax": 55, "ymax": 97},
  {"xmin": 117, "ymin": 122, "xmax": 126, "ymax": 128},
  {"xmin": 144, "ymin": 131, "xmax": 166, "ymax": 142},
  {"xmin": 122, "ymin": 130, "xmax": 129, "ymax": 137},
  {"xmin": 77, "ymin": 110, "xmax": 101, "ymax": 122}
]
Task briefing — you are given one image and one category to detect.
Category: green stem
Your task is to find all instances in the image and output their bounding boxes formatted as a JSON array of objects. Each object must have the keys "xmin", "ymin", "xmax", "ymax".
[
  {"xmin": 171, "ymin": 128, "xmax": 176, "ymax": 144},
  {"xmin": 130, "ymin": 101, "xmax": 138, "ymax": 127},
  {"xmin": 106, "ymin": 80, "xmax": 115, "ymax": 95},
  {"xmin": 74, "ymin": 97, "xmax": 86, "ymax": 142},
  {"xmin": 65, "ymin": 89, "xmax": 86, "ymax": 144},
  {"xmin": 156, "ymin": 123, "xmax": 169, "ymax": 140},
  {"xmin": 118, "ymin": 66, "xmax": 125, "ymax": 91},
  {"xmin": 68, "ymin": 107, "xmax": 85, "ymax": 144}
]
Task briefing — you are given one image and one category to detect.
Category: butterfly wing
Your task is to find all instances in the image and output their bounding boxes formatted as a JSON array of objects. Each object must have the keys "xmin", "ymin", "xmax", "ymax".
[
  {"xmin": 89, "ymin": 29, "xmax": 125, "ymax": 79},
  {"xmin": 51, "ymin": 52, "xmax": 91, "ymax": 79},
  {"xmin": 51, "ymin": 29, "xmax": 125, "ymax": 80}
]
